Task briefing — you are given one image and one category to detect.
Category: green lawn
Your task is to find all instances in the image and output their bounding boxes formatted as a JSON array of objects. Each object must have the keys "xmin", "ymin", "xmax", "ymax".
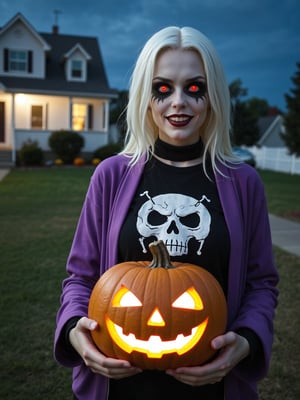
[
  {"xmin": 0, "ymin": 167, "xmax": 299, "ymax": 399},
  {"xmin": 259, "ymin": 170, "xmax": 300, "ymax": 222}
]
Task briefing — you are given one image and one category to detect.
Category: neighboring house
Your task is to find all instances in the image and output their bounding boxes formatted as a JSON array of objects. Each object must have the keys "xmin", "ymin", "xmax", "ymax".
[
  {"xmin": 0, "ymin": 13, "xmax": 118, "ymax": 166},
  {"xmin": 257, "ymin": 115, "xmax": 285, "ymax": 147}
]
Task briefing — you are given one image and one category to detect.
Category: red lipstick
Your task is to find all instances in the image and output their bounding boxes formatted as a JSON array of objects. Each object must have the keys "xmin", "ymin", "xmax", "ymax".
[{"xmin": 166, "ymin": 114, "xmax": 193, "ymax": 127}]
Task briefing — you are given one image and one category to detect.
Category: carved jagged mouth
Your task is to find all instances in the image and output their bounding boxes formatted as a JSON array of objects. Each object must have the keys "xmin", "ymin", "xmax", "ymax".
[{"xmin": 105, "ymin": 316, "xmax": 208, "ymax": 358}]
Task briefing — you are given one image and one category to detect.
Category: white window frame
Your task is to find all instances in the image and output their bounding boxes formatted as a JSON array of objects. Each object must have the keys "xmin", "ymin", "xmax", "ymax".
[
  {"xmin": 9, "ymin": 49, "xmax": 28, "ymax": 72},
  {"xmin": 71, "ymin": 60, "xmax": 83, "ymax": 79},
  {"xmin": 30, "ymin": 104, "xmax": 46, "ymax": 130},
  {"xmin": 67, "ymin": 58, "xmax": 87, "ymax": 82}
]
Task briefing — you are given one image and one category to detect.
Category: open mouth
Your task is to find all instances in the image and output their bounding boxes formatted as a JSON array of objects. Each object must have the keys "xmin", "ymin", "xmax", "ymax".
[
  {"xmin": 166, "ymin": 115, "xmax": 193, "ymax": 127},
  {"xmin": 105, "ymin": 316, "xmax": 208, "ymax": 358}
]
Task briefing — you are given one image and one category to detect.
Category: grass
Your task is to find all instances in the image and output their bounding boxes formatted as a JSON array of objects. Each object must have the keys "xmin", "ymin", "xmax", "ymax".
[
  {"xmin": 258, "ymin": 170, "xmax": 300, "ymax": 222},
  {"xmin": 258, "ymin": 248, "xmax": 300, "ymax": 399},
  {"xmin": 0, "ymin": 167, "xmax": 299, "ymax": 399},
  {"xmin": 0, "ymin": 167, "xmax": 93, "ymax": 399}
]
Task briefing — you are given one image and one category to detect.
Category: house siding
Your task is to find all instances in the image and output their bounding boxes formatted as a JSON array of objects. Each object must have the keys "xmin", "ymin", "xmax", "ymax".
[
  {"xmin": 0, "ymin": 19, "xmax": 46, "ymax": 78},
  {"xmin": 0, "ymin": 13, "xmax": 118, "ymax": 165},
  {"xmin": 0, "ymin": 93, "xmax": 12, "ymax": 147},
  {"xmin": 15, "ymin": 129, "xmax": 110, "ymax": 153},
  {"xmin": 12, "ymin": 93, "xmax": 109, "ymax": 141}
]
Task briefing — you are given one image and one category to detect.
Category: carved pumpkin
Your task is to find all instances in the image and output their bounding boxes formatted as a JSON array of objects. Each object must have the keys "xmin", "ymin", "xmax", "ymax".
[{"xmin": 88, "ymin": 240, "xmax": 227, "ymax": 370}]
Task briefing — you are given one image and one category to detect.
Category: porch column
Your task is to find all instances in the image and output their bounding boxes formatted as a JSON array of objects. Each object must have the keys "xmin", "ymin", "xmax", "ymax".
[
  {"xmin": 68, "ymin": 97, "xmax": 73, "ymax": 130},
  {"xmin": 11, "ymin": 93, "xmax": 16, "ymax": 163},
  {"xmin": 104, "ymin": 100, "xmax": 109, "ymax": 131}
]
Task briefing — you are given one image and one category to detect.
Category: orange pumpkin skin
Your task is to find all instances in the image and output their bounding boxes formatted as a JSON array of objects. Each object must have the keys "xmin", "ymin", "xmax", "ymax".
[{"xmin": 88, "ymin": 241, "xmax": 227, "ymax": 370}]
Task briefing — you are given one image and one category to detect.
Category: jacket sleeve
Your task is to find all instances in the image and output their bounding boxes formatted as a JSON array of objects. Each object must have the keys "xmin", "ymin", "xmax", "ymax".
[
  {"xmin": 229, "ymin": 166, "xmax": 279, "ymax": 381},
  {"xmin": 54, "ymin": 169, "xmax": 106, "ymax": 367}
]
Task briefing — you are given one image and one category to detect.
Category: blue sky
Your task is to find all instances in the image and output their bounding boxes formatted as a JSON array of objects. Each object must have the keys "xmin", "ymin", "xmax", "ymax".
[{"xmin": 1, "ymin": 0, "xmax": 299, "ymax": 110}]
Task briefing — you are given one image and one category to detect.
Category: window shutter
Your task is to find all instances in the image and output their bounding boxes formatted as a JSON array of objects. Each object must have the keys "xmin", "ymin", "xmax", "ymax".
[
  {"xmin": 28, "ymin": 51, "xmax": 33, "ymax": 73},
  {"xmin": 4, "ymin": 48, "xmax": 9, "ymax": 71},
  {"xmin": 88, "ymin": 105, "xmax": 93, "ymax": 130}
]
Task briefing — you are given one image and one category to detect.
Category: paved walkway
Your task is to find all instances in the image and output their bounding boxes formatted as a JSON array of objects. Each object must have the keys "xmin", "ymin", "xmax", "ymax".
[
  {"xmin": 0, "ymin": 168, "xmax": 299, "ymax": 257},
  {"xmin": 269, "ymin": 214, "xmax": 300, "ymax": 257},
  {"xmin": 0, "ymin": 169, "xmax": 10, "ymax": 181}
]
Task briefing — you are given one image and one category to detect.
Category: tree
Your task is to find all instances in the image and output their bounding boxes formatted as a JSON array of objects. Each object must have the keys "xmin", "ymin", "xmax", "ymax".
[
  {"xmin": 282, "ymin": 62, "xmax": 300, "ymax": 156},
  {"xmin": 231, "ymin": 101, "xmax": 260, "ymax": 146},
  {"xmin": 229, "ymin": 78, "xmax": 248, "ymax": 108},
  {"xmin": 110, "ymin": 90, "xmax": 128, "ymax": 139},
  {"xmin": 229, "ymin": 79, "xmax": 260, "ymax": 146},
  {"xmin": 246, "ymin": 97, "xmax": 269, "ymax": 120}
]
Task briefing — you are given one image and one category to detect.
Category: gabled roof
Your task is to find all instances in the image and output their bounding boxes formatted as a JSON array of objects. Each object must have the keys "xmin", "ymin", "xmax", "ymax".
[
  {"xmin": 0, "ymin": 13, "xmax": 117, "ymax": 99},
  {"xmin": 257, "ymin": 115, "xmax": 284, "ymax": 147},
  {"xmin": 0, "ymin": 12, "xmax": 51, "ymax": 51},
  {"xmin": 63, "ymin": 43, "xmax": 92, "ymax": 61},
  {"xmin": 257, "ymin": 116, "xmax": 278, "ymax": 135}
]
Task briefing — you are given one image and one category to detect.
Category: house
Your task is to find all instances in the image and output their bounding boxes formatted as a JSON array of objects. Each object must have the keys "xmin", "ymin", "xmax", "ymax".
[
  {"xmin": 257, "ymin": 115, "xmax": 285, "ymax": 147},
  {"xmin": 0, "ymin": 13, "xmax": 118, "ymax": 166}
]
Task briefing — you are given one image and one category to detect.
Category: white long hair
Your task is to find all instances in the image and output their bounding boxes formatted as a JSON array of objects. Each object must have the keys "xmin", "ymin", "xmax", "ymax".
[{"xmin": 121, "ymin": 26, "xmax": 236, "ymax": 173}]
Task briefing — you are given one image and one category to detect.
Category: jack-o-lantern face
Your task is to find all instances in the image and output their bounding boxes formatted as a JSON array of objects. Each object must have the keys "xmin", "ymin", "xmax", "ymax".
[
  {"xmin": 88, "ymin": 241, "xmax": 227, "ymax": 370},
  {"xmin": 106, "ymin": 285, "xmax": 209, "ymax": 359}
]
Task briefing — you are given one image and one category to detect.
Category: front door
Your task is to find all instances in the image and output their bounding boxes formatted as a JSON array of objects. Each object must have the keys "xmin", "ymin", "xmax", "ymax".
[{"xmin": 0, "ymin": 102, "xmax": 5, "ymax": 143}]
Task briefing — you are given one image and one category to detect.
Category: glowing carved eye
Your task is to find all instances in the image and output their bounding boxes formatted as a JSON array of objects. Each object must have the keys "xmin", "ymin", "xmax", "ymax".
[
  {"xmin": 112, "ymin": 286, "xmax": 142, "ymax": 307},
  {"xmin": 172, "ymin": 287, "xmax": 204, "ymax": 310}
]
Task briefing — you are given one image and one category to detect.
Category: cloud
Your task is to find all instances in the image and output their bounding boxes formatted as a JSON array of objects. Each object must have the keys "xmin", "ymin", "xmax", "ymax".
[{"xmin": 1, "ymin": 0, "xmax": 299, "ymax": 108}]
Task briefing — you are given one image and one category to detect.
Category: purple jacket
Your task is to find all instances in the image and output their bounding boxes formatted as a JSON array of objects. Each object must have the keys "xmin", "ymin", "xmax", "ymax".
[{"xmin": 54, "ymin": 154, "xmax": 278, "ymax": 400}]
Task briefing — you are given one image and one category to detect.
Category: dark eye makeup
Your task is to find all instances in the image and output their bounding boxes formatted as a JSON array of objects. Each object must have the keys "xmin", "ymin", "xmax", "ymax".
[
  {"xmin": 151, "ymin": 80, "xmax": 207, "ymax": 103},
  {"xmin": 185, "ymin": 82, "xmax": 207, "ymax": 100},
  {"xmin": 151, "ymin": 82, "xmax": 173, "ymax": 102}
]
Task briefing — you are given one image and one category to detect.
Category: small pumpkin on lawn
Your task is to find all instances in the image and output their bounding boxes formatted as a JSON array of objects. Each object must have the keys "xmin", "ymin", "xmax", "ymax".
[
  {"xmin": 88, "ymin": 240, "xmax": 227, "ymax": 370},
  {"xmin": 73, "ymin": 157, "xmax": 85, "ymax": 166}
]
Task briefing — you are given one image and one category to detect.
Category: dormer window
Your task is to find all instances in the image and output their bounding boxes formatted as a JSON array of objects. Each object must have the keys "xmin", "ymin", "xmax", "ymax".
[
  {"xmin": 71, "ymin": 60, "xmax": 83, "ymax": 78},
  {"xmin": 64, "ymin": 43, "xmax": 91, "ymax": 82}
]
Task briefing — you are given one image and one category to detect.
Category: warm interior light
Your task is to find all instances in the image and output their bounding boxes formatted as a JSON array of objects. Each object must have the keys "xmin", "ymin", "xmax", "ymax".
[
  {"xmin": 172, "ymin": 287, "xmax": 204, "ymax": 310},
  {"xmin": 16, "ymin": 93, "xmax": 26, "ymax": 104},
  {"xmin": 112, "ymin": 286, "xmax": 142, "ymax": 307},
  {"xmin": 106, "ymin": 316, "xmax": 208, "ymax": 358},
  {"xmin": 147, "ymin": 308, "xmax": 165, "ymax": 326},
  {"xmin": 108, "ymin": 285, "xmax": 209, "ymax": 358}
]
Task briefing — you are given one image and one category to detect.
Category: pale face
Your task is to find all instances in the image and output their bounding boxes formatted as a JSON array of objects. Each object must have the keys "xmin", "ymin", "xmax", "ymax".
[{"xmin": 150, "ymin": 49, "xmax": 209, "ymax": 146}]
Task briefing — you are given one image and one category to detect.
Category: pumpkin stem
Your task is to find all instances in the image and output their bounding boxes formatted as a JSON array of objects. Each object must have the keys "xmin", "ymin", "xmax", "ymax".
[{"xmin": 148, "ymin": 240, "xmax": 175, "ymax": 269}]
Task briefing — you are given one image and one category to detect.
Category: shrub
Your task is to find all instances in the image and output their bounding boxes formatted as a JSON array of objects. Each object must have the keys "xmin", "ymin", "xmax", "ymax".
[
  {"xmin": 93, "ymin": 143, "xmax": 122, "ymax": 161},
  {"xmin": 48, "ymin": 130, "xmax": 84, "ymax": 164},
  {"xmin": 18, "ymin": 140, "xmax": 44, "ymax": 166}
]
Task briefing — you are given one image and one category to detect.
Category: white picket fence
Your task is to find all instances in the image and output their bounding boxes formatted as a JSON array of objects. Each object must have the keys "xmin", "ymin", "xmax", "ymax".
[{"xmin": 247, "ymin": 146, "xmax": 300, "ymax": 175}]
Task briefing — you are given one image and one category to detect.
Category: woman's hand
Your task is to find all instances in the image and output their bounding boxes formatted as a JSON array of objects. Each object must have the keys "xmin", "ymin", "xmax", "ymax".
[
  {"xmin": 166, "ymin": 331, "xmax": 250, "ymax": 386},
  {"xmin": 69, "ymin": 317, "xmax": 142, "ymax": 379}
]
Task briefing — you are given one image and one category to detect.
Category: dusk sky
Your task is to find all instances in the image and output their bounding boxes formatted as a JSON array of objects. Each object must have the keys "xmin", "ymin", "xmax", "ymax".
[{"xmin": 1, "ymin": 0, "xmax": 299, "ymax": 111}]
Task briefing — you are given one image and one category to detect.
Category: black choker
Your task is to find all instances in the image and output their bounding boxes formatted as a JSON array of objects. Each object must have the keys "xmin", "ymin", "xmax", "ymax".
[{"xmin": 154, "ymin": 138, "xmax": 204, "ymax": 161}]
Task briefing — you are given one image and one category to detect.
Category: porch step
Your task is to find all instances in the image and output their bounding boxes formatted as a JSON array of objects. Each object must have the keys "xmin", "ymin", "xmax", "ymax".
[{"xmin": 0, "ymin": 150, "xmax": 14, "ymax": 167}]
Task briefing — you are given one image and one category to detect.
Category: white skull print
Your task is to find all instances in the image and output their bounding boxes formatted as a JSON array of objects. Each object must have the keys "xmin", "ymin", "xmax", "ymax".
[{"xmin": 136, "ymin": 191, "xmax": 211, "ymax": 256}]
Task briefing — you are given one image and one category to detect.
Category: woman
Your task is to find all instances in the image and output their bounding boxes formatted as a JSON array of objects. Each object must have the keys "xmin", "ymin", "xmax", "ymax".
[{"xmin": 54, "ymin": 26, "xmax": 278, "ymax": 399}]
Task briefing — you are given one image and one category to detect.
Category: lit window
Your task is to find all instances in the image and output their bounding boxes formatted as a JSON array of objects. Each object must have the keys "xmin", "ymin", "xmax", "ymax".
[
  {"xmin": 71, "ymin": 60, "xmax": 83, "ymax": 78},
  {"xmin": 72, "ymin": 104, "xmax": 87, "ymax": 131},
  {"xmin": 72, "ymin": 104, "xmax": 93, "ymax": 131}
]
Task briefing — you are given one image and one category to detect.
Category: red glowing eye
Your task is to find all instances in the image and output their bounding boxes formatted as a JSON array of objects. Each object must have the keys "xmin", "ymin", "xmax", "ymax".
[
  {"xmin": 159, "ymin": 85, "xmax": 169, "ymax": 93},
  {"xmin": 189, "ymin": 85, "xmax": 199, "ymax": 93}
]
